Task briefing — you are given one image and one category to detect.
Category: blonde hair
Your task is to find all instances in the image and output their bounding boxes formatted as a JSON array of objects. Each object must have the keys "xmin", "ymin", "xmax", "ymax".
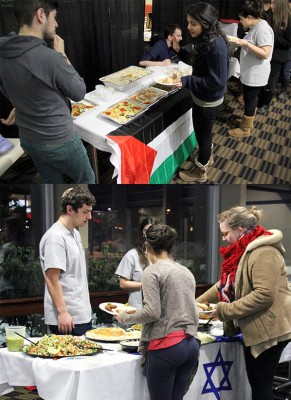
[
  {"xmin": 217, "ymin": 206, "xmax": 263, "ymax": 230},
  {"xmin": 272, "ymin": 0, "xmax": 291, "ymax": 33}
]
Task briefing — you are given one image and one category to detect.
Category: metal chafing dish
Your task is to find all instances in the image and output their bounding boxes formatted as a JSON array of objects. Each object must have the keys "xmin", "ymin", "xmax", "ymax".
[{"xmin": 100, "ymin": 66, "xmax": 152, "ymax": 92}]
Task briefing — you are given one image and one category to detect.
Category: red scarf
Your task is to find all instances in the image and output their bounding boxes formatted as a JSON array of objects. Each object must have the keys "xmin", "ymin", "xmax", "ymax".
[{"xmin": 217, "ymin": 225, "xmax": 272, "ymax": 302}]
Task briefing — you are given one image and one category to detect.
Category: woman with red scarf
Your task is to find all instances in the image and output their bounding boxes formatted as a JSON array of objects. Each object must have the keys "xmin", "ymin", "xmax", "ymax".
[{"xmin": 196, "ymin": 206, "xmax": 291, "ymax": 400}]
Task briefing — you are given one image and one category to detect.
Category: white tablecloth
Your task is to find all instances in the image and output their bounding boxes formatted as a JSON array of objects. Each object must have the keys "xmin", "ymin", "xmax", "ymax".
[
  {"xmin": 0, "ymin": 138, "xmax": 24, "ymax": 176},
  {"xmin": 0, "ymin": 339, "xmax": 254, "ymax": 400}
]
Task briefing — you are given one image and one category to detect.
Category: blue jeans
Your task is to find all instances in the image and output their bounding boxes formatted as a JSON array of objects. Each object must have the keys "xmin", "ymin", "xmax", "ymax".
[
  {"xmin": 282, "ymin": 60, "xmax": 291, "ymax": 81},
  {"xmin": 146, "ymin": 337, "xmax": 200, "ymax": 400},
  {"xmin": 20, "ymin": 135, "xmax": 95, "ymax": 183},
  {"xmin": 48, "ymin": 320, "xmax": 92, "ymax": 336}
]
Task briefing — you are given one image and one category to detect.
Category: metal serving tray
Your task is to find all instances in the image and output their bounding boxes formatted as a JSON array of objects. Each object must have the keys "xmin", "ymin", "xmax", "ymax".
[
  {"xmin": 129, "ymin": 86, "xmax": 168, "ymax": 106},
  {"xmin": 99, "ymin": 99, "xmax": 147, "ymax": 125},
  {"xmin": 150, "ymin": 82, "xmax": 179, "ymax": 95},
  {"xmin": 99, "ymin": 66, "xmax": 152, "ymax": 92}
]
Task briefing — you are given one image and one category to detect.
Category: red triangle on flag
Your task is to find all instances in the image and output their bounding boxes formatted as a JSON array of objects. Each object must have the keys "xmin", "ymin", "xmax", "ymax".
[{"xmin": 108, "ymin": 135, "xmax": 157, "ymax": 184}]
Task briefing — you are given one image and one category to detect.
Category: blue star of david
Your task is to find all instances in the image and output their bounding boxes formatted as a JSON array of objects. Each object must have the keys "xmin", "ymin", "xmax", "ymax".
[{"xmin": 201, "ymin": 348, "xmax": 233, "ymax": 400}]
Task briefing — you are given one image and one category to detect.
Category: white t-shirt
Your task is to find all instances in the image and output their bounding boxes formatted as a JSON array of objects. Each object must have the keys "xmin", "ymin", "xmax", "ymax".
[
  {"xmin": 39, "ymin": 222, "xmax": 92, "ymax": 325},
  {"xmin": 240, "ymin": 19, "xmax": 274, "ymax": 87},
  {"xmin": 115, "ymin": 248, "xmax": 143, "ymax": 309}
]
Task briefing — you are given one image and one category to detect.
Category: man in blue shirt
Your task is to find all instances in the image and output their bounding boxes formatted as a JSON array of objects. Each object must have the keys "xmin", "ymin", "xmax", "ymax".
[{"xmin": 139, "ymin": 23, "xmax": 188, "ymax": 67}]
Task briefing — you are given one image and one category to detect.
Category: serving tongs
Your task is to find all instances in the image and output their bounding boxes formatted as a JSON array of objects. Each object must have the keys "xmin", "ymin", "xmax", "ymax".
[
  {"xmin": 198, "ymin": 316, "xmax": 215, "ymax": 332},
  {"xmin": 77, "ymin": 344, "xmax": 114, "ymax": 352},
  {"xmin": 14, "ymin": 332, "xmax": 37, "ymax": 346}
]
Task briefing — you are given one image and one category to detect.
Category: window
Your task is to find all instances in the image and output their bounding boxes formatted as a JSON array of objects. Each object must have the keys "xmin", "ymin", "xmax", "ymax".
[
  {"xmin": 0, "ymin": 184, "xmax": 45, "ymax": 300},
  {"xmin": 87, "ymin": 185, "xmax": 217, "ymax": 292}
]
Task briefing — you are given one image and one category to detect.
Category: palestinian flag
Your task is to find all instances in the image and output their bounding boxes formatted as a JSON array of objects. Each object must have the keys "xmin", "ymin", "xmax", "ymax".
[{"xmin": 107, "ymin": 89, "xmax": 197, "ymax": 184}]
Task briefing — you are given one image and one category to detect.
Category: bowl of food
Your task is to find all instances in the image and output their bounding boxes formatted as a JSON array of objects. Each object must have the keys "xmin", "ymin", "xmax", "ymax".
[{"xmin": 120, "ymin": 340, "xmax": 140, "ymax": 353}]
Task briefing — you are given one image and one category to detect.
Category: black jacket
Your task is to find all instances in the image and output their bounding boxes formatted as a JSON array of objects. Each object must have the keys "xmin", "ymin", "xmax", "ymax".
[{"xmin": 272, "ymin": 18, "xmax": 291, "ymax": 63}]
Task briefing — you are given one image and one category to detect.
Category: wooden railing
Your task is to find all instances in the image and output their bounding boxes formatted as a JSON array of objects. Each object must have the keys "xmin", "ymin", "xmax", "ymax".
[{"xmin": 0, "ymin": 284, "xmax": 213, "ymax": 317}]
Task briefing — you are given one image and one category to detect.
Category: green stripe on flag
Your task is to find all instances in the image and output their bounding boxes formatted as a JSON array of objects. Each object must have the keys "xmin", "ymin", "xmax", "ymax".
[{"xmin": 150, "ymin": 131, "xmax": 197, "ymax": 184}]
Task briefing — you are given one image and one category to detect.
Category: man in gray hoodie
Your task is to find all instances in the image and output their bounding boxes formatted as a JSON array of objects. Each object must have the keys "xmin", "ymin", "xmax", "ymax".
[{"xmin": 0, "ymin": 0, "xmax": 95, "ymax": 183}]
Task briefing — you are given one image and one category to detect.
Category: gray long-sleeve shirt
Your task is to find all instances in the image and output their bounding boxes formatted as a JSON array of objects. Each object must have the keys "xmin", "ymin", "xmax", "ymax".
[
  {"xmin": 0, "ymin": 33, "xmax": 86, "ymax": 144},
  {"xmin": 120, "ymin": 259, "xmax": 199, "ymax": 341}
]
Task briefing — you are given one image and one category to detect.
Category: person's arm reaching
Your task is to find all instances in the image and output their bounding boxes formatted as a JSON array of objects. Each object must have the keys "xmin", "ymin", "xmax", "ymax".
[{"xmin": 45, "ymin": 268, "xmax": 75, "ymax": 334}]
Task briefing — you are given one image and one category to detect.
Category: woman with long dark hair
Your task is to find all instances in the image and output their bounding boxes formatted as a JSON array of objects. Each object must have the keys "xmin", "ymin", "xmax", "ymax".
[
  {"xmin": 115, "ymin": 217, "xmax": 155, "ymax": 309},
  {"xmin": 257, "ymin": 0, "xmax": 291, "ymax": 114},
  {"xmin": 228, "ymin": 1, "xmax": 274, "ymax": 137},
  {"xmin": 116, "ymin": 224, "xmax": 200, "ymax": 400},
  {"xmin": 177, "ymin": 2, "xmax": 229, "ymax": 183}
]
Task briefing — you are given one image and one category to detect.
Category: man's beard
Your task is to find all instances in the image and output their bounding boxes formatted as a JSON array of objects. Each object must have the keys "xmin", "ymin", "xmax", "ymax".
[{"xmin": 43, "ymin": 27, "xmax": 55, "ymax": 42}]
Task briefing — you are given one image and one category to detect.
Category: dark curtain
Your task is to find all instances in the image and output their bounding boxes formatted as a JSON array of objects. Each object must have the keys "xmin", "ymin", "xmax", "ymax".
[
  {"xmin": 152, "ymin": 0, "xmax": 244, "ymax": 48},
  {"xmin": 109, "ymin": 0, "xmax": 145, "ymax": 72},
  {"xmin": 57, "ymin": 0, "xmax": 145, "ymax": 90},
  {"xmin": 0, "ymin": 0, "xmax": 145, "ymax": 94},
  {"xmin": 219, "ymin": 0, "xmax": 245, "ymax": 20}
]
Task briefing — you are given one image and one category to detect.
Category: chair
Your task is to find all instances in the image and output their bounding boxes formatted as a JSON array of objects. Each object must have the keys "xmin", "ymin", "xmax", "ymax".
[{"xmin": 273, "ymin": 342, "xmax": 291, "ymax": 397}]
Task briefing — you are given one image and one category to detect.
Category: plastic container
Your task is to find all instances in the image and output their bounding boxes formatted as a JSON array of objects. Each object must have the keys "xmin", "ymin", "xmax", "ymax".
[{"xmin": 5, "ymin": 325, "xmax": 26, "ymax": 352}]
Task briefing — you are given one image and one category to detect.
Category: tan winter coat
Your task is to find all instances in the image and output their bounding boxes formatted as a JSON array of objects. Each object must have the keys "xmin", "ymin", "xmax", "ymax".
[{"xmin": 197, "ymin": 230, "xmax": 291, "ymax": 353}]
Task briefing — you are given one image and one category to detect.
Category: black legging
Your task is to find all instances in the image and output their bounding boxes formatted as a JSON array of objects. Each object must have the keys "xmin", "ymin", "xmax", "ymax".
[
  {"xmin": 242, "ymin": 84, "xmax": 264, "ymax": 116},
  {"xmin": 244, "ymin": 339, "xmax": 290, "ymax": 400},
  {"xmin": 192, "ymin": 101, "xmax": 223, "ymax": 165}
]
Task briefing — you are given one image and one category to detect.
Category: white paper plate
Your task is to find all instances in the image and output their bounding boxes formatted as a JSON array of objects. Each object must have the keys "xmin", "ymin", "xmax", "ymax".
[
  {"xmin": 226, "ymin": 35, "xmax": 239, "ymax": 43},
  {"xmin": 154, "ymin": 75, "xmax": 177, "ymax": 86},
  {"xmin": 99, "ymin": 302, "xmax": 124, "ymax": 315},
  {"xmin": 198, "ymin": 303, "xmax": 216, "ymax": 314}
]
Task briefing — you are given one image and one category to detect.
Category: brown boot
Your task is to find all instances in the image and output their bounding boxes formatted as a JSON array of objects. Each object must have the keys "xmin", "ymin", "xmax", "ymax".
[
  {"xmin": 228, "ymin": 115, "xmax": 255, "ymax": 138},
  {"xmin": 232, "ymin": 108, "xmax": 256, "ymax": 128},
  {"xmin": 179, "ymin": 157, "xmax": 207, "ymax": 183},
  {"xmin": 189, "ymin": 144, "xmax": 214, "ymax": 166}
]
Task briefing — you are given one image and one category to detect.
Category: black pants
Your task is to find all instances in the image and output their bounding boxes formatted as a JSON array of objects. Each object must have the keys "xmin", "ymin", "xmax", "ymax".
[
  {"xmin": 192, "ymin": 102, "xmax": 223, "ymax": 165},
  {"xmin": 48, "ymin": 320, "xmax": 92, "ymax": 336},
  {"xmin": 257, "ymin": 62, "xmax": 283, "ymax": 107},
  {"xmin": 242, "ymin": 84, "xmax": 264, "ymax": 116},
  {"xmin": 244, "ymin": 339, "xmax": 290, "ymax": 400}
]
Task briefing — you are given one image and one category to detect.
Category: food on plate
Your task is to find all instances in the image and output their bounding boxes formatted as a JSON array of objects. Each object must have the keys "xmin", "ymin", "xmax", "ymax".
[
  {"xmin": 131, "ymin": 324, "xmax": 142, "ymax": 331},
  {"xmin": 196, "ymin": 302, "xmax": 214, "ymax": 312},
  {"xmin": 226, "ymin": 35, "xmax": 239, "ymax": 43},
  {"xmin": 115, "ymin": 305, "xmax": 137, "ymax": 314},
  {"xmin": 101, "ymin": 100, "xmax": 145, "ymax": 124},
  {"xmin": 71, "ymin": 101, "xmax": 97, "ymax": 118},
  {"xmin": 105, "ymin": 303, "xmax": 118, "ymax": 312},
  {"xmin": 22, "ymin": 334, "xmax": 102, "ymax": 357},
  {"xmin": 130, "ymin": 88, "xmax": 167, "ymax": 105},
  {"xmin": 86, "ymin": 327, "xmax": 141, "ymax": 341},
  {"xmin": 159, "ymin": 76, "xmax": 176, "ymax": 84},
  {"xmin": 101, "ymin": 66, "xmax": 151, "ymax": 87},
  {"xmin": 156, "ymin": 71, "xmax": 181, "ymax": 85}
]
